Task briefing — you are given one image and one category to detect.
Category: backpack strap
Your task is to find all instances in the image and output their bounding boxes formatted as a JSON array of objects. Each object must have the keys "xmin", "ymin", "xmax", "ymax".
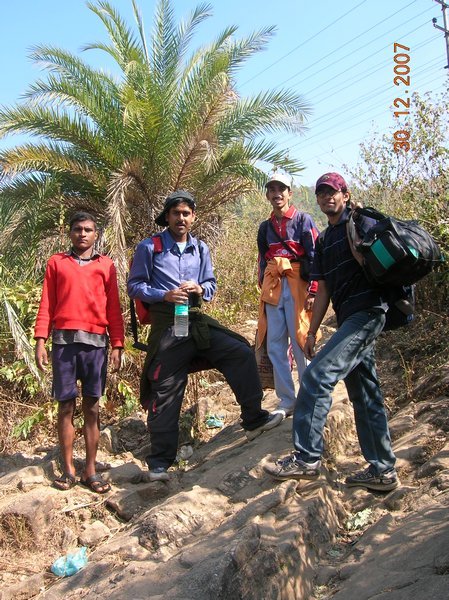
[
  {"xmin": 346, "ymin": 212, "xmax": 365, "ymax": 268},
  {"xmin": 257, "ymin": 220, "xmax": 269, "ymax": 257},
  {"xmin": 130, "ymin": 300, "xmax": 149, "ymax": 351},
  {"xmin": 261, "ymin": 212, "xmax": 306, "ymax": 259},
  {"xmin": 152, "ymin": 233, "xmax": 163, "ymax": 253},
  {"xmin": 267, "ymin": 218, "xmax": 304, "ymax": 259},
  {"xmin": 129, "ymin": 234, "xmax": 164, "ymax": 351}
]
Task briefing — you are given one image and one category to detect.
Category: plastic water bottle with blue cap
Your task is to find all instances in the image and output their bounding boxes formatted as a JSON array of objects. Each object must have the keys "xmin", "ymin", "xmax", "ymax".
[{"xmin": 174, "ymin": 298, "xmax": 189, "ymax": 337}]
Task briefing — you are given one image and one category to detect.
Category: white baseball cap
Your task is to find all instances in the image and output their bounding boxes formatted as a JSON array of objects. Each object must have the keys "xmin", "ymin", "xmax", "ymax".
[{"xmin": 265, "ymin": 173, "xmax": 292, "ymax": 189}]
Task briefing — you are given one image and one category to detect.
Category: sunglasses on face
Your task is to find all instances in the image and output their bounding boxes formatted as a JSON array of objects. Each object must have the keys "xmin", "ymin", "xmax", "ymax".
[{"xmin": 316, "ymin": 189, "xmax": 342, "ymax": 199}]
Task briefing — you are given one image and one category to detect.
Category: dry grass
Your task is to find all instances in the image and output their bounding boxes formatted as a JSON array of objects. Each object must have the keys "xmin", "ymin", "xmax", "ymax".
[
  {"xmin": 376, "ymin": 307, "xmax": 449, "ymax": 410},
  {"xmin": 0, "ymin": 514, "xmax": 35, "ymax": 552}
]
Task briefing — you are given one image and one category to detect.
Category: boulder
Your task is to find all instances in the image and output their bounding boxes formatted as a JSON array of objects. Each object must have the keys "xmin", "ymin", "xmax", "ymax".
[{"xmin": 79, "ymin": 520, "xmax": 110, "ymax": 546}]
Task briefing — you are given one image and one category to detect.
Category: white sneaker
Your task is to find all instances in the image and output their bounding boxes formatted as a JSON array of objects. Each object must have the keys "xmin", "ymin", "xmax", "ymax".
[
  {"xmin": 245, "ymin": 412, "xmax": 283, "ymax": 441},
  {"xmin": 272, "ymin": 408, "xmax": 293, "ymax": 420}
]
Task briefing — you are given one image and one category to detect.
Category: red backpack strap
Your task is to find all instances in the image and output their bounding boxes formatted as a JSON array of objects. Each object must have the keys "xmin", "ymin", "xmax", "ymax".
[
  {"xmin": 129, "ymin": 234, "xmax": 164, "ymax": 339},
  {"xmin": 151, "ymin": 234, "xmax": 163, "ymax": 253}
]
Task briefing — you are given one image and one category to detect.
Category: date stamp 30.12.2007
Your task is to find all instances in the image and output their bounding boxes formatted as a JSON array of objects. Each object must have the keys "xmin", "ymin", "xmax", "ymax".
[{"xmin": 392, "ymin": 43, "xmax": 411, "ymax": 153}]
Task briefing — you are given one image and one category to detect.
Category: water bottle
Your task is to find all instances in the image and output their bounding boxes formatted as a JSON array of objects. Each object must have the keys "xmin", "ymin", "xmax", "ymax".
[{"xmin": 173, "ymin": 299, "xmax": 189, "ymax": 337}]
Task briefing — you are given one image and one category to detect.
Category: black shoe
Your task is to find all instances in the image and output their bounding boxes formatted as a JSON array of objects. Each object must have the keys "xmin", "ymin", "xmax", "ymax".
[{"xmin": 345, "ymin": 467, "xmax": 399, "ymax": 491}]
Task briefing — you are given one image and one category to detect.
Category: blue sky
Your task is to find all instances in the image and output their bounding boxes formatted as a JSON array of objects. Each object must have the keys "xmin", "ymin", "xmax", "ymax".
[{"xmin": 0, "ymin": 0, "xmax": 447, "ymax": 187}]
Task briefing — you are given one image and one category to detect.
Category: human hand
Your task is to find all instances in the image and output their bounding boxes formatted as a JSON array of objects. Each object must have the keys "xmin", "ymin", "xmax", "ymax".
[
  {"xmin": 304, "ymin": 295, "xmax": 315, "ymax": 312},
  {"xmin": 304, "ymin": 334, "xmax": 316, "ymax": 360},
  {"xmin": 35, "ymin": 339, "xmax": 48, "ymax": 371},
  {"xmin": 164, "ymin": 287, "xmax": 190, "ymax": 303},
  {"xmin": 179, "ymin": 280, "xmax": 202, "ymax": 295},
  {"xmin": 110, "ymin": 348, "xmax": 123, "ymax": 372}
]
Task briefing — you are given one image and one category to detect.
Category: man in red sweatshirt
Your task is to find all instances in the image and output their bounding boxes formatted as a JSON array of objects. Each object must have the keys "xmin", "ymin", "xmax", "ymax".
[{"xmin": 34, "ymin": 212, "xmax": 124, "ymax": 493}]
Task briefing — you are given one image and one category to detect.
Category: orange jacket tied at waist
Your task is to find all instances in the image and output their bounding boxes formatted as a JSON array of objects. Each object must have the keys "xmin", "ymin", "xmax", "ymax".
[{"xmin": 257, "ymin": 257, "xmax": 320, "ymax": 351}]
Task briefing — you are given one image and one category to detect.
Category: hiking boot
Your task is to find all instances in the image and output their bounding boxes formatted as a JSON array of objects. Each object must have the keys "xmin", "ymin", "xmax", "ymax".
[
  {"xmin": 264, "ymin": 454, "xmax": 321, "ymax": 481},
  {"xmin": 345, "ymin": 467, "xmax": 399, "ymax": 491},
  {"xmin": 245, "ymin": 412, "xmax": 283, "ymax": 441},
  {"xmin": 148, "ymin": 467, "xmax": 170, "ymax": 482}
]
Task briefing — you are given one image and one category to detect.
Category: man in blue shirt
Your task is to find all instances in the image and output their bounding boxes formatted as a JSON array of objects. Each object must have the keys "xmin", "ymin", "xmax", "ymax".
[
  {"xmin": 264, "ymin": 173, "xmax": 398, "ymax": 492},
  {"xmin": 128, "ymin": 190, "xmax": 282, "ymax": 481}
]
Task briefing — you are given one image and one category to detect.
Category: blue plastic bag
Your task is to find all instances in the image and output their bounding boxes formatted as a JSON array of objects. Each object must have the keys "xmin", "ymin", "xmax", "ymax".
[
  {"xmin": 205, "ymin": 414, "xmax": 224, "ymax": 428},
  {"xmin": 51, "ymin": 546, "xmax": 88, "ymax": 577}
]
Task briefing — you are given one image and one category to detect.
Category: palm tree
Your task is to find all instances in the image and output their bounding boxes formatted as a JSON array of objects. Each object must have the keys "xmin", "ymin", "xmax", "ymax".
[{"xmin": 0, "ymin": 0, "xmax": 309, "ymax": 280}]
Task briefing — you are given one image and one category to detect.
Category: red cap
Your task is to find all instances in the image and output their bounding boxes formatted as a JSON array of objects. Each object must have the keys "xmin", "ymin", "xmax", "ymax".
[{"xmin": 315, "ymin": 172, "xmax": 348, "ymax": 194}]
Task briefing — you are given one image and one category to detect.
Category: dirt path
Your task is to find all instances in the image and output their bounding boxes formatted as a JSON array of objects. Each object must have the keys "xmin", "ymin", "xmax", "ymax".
[{"xmin": 1, "ymin": 323, "xmax": 449, "ymax": 599}]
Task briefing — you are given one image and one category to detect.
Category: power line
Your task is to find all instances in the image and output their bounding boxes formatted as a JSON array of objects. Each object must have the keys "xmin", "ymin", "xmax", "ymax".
[
  {"xmin": 274, "ymin": 4, "xmax": 432, "ymax": 94},
  {"xmin": 273, "ymin": 71, "xmax": 438, "ymax": 155},
  {"xmin": 298, "ymin": 40, "xmax": 439, "ymax": 135},
  {"xmin": 281, "ymin": 59, "xmax": 443, "ymax": 153},
  {"xmin": 304, "ymin": 21, "xmax": 431, "ymax": 103},
  {"xmin": 240, "ymin": 0, "xmax": 370, "ymax": 87},
  {"xmin": 272, "ymin": 39, "xmax": 438, "ymax": 147},
  {"xmin": 288, "ymin": 67, "xmax": 444, "ymax": 166}
]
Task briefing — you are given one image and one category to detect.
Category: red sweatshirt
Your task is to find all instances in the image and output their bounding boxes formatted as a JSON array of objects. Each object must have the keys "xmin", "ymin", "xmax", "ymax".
[{"xmin": 34, "ymin": 253, "xmax": 124, "ymax": 348}]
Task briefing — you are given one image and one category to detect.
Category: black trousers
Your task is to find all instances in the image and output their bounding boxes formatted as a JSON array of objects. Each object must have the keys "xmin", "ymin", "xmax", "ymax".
[{"xmin": 145, "ymin": 327, "xmax": 268, "ymax": 469}]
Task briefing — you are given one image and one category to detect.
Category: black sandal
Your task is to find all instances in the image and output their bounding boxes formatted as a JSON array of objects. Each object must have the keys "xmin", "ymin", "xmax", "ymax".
[
  {"xmin": 53, "ymin": 472, "xmax": 76, "ymax": 491},
  {"xmin": 80, "ymin": 473, "xmax": 111, "ymax": 494}
]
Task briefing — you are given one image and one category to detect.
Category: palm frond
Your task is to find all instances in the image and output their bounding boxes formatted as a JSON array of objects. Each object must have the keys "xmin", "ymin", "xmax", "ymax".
[
  {"xmin": 1, "ymin": 0, "xmax": 311, "ymax": 265},
  {"xmin": 104, "ymin": 167, "xmax": 133, "ymax": 285},
  {"xmin": 2, "ymin": 297, "xmax": 44, "ymax": 385},
  {"xmin": 85, "ymin": 1, "xmax": 144, "ymax": 70},
  {"xmin": 132, "ymin": 0, "xmax": 150, "ymax": 65}
]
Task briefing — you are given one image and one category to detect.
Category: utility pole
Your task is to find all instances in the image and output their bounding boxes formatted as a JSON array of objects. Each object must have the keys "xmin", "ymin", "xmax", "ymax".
[{"xmin": 433, "ymin": 0, "xmax": 449, "ymax": 70}]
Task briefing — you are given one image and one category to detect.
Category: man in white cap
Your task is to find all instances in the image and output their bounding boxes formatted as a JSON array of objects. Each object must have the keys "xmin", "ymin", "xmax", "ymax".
[{"xmin": 256, "ymin": 173, "xmax": 319, "ymax": 419}]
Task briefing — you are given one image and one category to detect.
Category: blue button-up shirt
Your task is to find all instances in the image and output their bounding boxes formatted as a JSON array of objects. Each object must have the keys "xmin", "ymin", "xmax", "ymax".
[{"xmin": 127, "ymin": 229, "xmax": 217, "ymax": 304}]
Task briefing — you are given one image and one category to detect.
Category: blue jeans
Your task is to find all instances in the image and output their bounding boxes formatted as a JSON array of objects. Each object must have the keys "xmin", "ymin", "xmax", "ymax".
[{"xmin": 293, "ymin": 309, "xmax": 396, "ymax": 474}]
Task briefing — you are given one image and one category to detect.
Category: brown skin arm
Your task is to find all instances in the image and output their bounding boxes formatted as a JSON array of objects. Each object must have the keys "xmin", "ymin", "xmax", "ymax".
[
  {"xmin": 35, "ymin": 338, "xmax": 48, "ymax": 371},
  {"xmin": 110, "ymin": 348, "xmax": 123, "ymax": 372},
  {"xmin": 304, "ymin": 281, "xmax": 330, "ymax": 360}
]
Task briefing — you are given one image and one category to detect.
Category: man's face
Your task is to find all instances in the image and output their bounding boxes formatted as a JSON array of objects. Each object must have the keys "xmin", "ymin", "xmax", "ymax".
[
  {"xmin": 69, "ymin": 220, "xmax": 98, "ymax": 253},
  {"xmin": 316, "ymin": 185, "xmax": 349, "ymax": 218},
  {"xmin": 166, "ymin": 202, "xmax": 195, "ymax": 241},
  {"xmin": 266, "ymin": 182, "xmax": 292, "ymax": 213}
]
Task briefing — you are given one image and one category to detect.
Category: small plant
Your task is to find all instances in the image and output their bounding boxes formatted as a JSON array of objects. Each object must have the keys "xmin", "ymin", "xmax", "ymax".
[
  {"xmin": 0, "ymin": 360, "xmax": 41, "ymax": 397},
  {"xmin": 12, "ymin": 401, "xmax": 57, "ymax": 440},
  {"xmin": 345, "ymin": 508, "xmax": 373, "ymax": 531},
  {"xmin": 0, "ymin": 514, "xmax": 35, "ymax": 551},
  {"xmin": 117, "ymin": 380, "xmax": 139, "ymax": 418}
]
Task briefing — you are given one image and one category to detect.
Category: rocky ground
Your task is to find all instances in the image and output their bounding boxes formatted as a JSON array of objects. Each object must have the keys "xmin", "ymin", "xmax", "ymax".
[{"xmin": 0, "ymin": 316, "xmax": 448, "ymax": 599}]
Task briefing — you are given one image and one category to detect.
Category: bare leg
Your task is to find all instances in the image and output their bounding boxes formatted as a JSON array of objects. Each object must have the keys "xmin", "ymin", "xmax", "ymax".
[
  {"xmin": 57, "ymin": 398, "xmax": 77, "ymax": 476},
  {"xmin": 81, "ymin": 396, "xmax": 100, "ymax": 480},
  {"xmin": 80, "ymin": 396, "xmax": 110, "ymax": 493}
]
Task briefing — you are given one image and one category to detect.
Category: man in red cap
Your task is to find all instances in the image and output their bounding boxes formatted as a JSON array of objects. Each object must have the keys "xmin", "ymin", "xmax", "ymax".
[{"xmin": 265, "ymin": 173, "xmax": 399, "ymax": 492}]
